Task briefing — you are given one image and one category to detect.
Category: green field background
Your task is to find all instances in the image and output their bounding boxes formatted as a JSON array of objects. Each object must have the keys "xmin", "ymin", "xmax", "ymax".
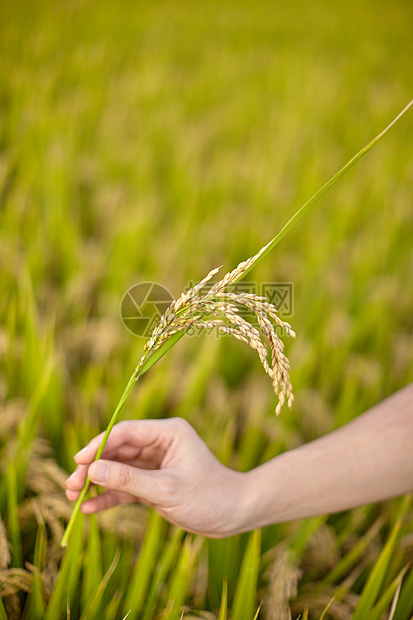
[{"xmin": 0, "ymin": 0, "xmax": 412, "ymax": 617}]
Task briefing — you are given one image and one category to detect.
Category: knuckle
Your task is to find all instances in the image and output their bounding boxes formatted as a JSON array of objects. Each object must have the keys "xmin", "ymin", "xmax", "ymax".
[
  {"xmin": 116, "ymin": 464, "xmax": 133, "ymax": 490},
  {"xmin": 168, "ymin": 417, "xmax": 191, "ymax": 434}
]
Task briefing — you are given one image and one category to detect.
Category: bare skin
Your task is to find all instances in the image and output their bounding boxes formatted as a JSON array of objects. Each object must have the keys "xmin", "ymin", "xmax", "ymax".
[{"xmin": 66, "ymin": 383, "xmax": 413, "ymax": 538}]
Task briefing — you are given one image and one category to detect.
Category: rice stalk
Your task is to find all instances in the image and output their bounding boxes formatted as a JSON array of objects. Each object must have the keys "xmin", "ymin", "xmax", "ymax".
[{"xmin": 61, "ymin": 100, "xmax": 413, "ymax": 547}]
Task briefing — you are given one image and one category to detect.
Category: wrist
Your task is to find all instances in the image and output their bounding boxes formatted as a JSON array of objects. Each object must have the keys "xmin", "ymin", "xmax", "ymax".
[{"xmin": 236, "ymin": 454, "xmax": 295, "ymax": 531}]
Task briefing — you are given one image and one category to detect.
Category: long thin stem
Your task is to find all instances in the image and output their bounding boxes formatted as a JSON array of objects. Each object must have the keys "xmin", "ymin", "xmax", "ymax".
[
  {"xmin": 61, "ymin": 371, "xmax": 138, "ymax": 547},
  {"xmin": 235, "ymin": 99, "xmax": 413, "ymax": 283}
]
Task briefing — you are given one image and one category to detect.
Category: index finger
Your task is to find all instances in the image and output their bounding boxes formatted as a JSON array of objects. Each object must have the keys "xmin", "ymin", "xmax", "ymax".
[{"xmin": 73, "ymin": 418, "xmax": 184, "ymax": 464}]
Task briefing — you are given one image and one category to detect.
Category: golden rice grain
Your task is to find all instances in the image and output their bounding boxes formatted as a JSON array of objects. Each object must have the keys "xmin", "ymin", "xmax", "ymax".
[{"xmin": 138, "ymin": 243, "xmax": 296, "ymax": 415}]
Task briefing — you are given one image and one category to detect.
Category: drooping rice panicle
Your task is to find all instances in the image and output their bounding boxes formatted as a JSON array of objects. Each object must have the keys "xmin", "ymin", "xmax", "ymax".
[{"xmin": 136, "ymin": 252, "xmax": 296, "ymax": 415}]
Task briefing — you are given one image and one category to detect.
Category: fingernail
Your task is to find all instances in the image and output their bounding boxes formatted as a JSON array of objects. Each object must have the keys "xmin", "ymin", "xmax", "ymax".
[
  {"xmin": 74, "ymin": 446, "xmax": 88, "ymax": 459},
  {"xmin": 89, "ymin": 461, "xmax": 108, "ymax": 484}
]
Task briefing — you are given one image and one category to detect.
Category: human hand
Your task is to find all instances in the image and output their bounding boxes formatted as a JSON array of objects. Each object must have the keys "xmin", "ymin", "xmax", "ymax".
[{"xmin": 65, "ymin": 417, "xmax": 249, "ymax": 538}]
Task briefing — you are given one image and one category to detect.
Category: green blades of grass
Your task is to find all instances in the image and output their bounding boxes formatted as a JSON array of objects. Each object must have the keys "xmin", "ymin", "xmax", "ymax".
[
  {"xmin": 45, "ymin": 513, "xmax": 85, "ymax": 620},
  {"xmin": 314, "ymin": 515, "xmax": 385, "ymax": 591},
  {"xmin": 218, "ymin": 579, "xmax": 228, "ymax": 620},
  {"xmin": 0, "ymin": 599, "xmax": 6, "ymax": 620},
  {"xmin": 79, "ymin": 547, "xmax": 121, "ymax": 620},
  {"xmin": 162, "ymin": 536, "xmax": 203, "ymax": 620},
  {"xmin": 392, "ymin": 564, "xmax": 413, "ymax": 620},
  {"xmin": 231, "ymin": 529, "xmax": 261, "ymax": 620},
  {"xmin": 25, "ymin": 523, "xmax": 47, "ymax": 619},
  {"xmin": 141, "ymin": 528, "xmax": 186, "ymax": 620},
  {"xmin": 81, "ymin": 515, "xmax": 103, "ymax": 610},
  {"xmin": 103, "ymin": 591, "xmax": 123, "ymax": 620},
  {"xmin": 290, "ymin": 516, "xmax": 327, "ymax": 559},
  {"xmin": 318, "ymin": 595, "xmax": 335, "ymax": 620},
  {"xmin": 352, "ymin": 495, "xmax": 410, "ymax": 620},
  {"xmin": 6, "ymin": 459, "xmax": 21, "ymax": 568},
  {"xmin": 368, "ymin": 563, "xmax": 409, "ymax": 620},
  {"xmin": 123, "ymin": 510, "xmax": 164, "ymax": 619}
]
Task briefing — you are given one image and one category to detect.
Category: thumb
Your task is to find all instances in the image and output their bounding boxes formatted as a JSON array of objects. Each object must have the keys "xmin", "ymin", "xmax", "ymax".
[{"xmin": 88, "ymin": 459, "xmax": 168, "ymax": 505}]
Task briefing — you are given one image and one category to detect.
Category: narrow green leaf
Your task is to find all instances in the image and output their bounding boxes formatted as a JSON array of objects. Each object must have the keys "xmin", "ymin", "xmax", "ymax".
[
  {"xmin": 80, "ymin": 548, "xmax": 121, "ymax": 620},
  {"xmin": 33, "ymin": 523, "xmax": 47, "ymax": 572},
  {"xmin": 26, "ymin": 523, "xmax": 48, "ymax": 618},
  {"xmin": 81, "ymin": 515, "xmax": 103, "ymax": 610},
  {"xmin": 315, "ymin": 516, "xmax": 384, "ymax": 591},
  {"xmin": 139, "ymin": 330, "xmax": 186, "ymax": 375},
  {"xmin": 252, "ymin": 602, "xmax": 263, "ymax": 620},
  {"xmin": 369, "ymin": 564, "xmax": 409, "ymax": 620},
  {"xmin": 45, "ymin": 514, "xmax": 85, "ymax": 620},
  {"xmin": 290, "ymin": 516, "xmax": 326, "ymax": 558},
  {"xmin": 27, "ymin": 567, "xmax": 46, "ymax": 620},
  {"xmin": 104, "ymin": 591, "xmax": 123, "ymax": 620},
  {"xmin": 319, "ymin": 595, "xmax": 335, "ymax": 620},
  {"xmin": 6, "ymin": 459, "xmax": 21, "ymax": 567},
  {"xmin": 231, "ymin": 529, "xmax": 261, "ymax": 620},
  {"xmin": 141, "ymin": 528, "xmax": 186, "ymax": 620},
  {"xmin": 0, "ymin": 598, "xmax": 7, "ymax": 620},
  {"xmin": 233, "ymin": 99, "xmax": 413, "ymax": 284},
  {"xmin": 392, "ymin": 563, "xmax": 413, "ymax": 620},
  {"xmin": 353, "ymin": 496, "xmax": 409, "ymax": 619},
  {"xmin": 123, "ymin": 509, "xmax": 164, "ymax": 618},
  {"xmin": 162, "ymin": 537, "xmax": 202, "ymax": 620},
  {"xmin": 218, "ymin": 579, "xmax": 228, "ymax": 620}
]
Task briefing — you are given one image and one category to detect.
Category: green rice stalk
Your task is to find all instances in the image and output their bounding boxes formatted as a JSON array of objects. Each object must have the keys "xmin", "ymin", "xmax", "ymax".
[
  {"xmin": 141, "ymin": 528, "xmax": 185, "ymax": 620},
  {"xmin": 45, "ymin": 513, "xmax": 85, "ymax": 619},
  {"xmin": 218, "ymin": 579, "xmax": 228, "ymax": 620},
  {"xmin": 103, "ymin": 591, "xmax": 123, "ymax": 620},
  {"xmin": 318, "ymin": 595, "xmax": 336, "ymax": 620},
  {"xmin": 392, "ymin": 563, "xmax": 413, "ymax": 620},
  {"xmin": 79, "ymin": 547, "xmax": 121, "ymax": 620},
  {"xmin": 161, "ymin": 536, "xmax": 202, "ymax": 620},
  {"xmin": 123, "ymin": 510, "xmax": 164, "ymax": 618},
  {"xmin": 61, "ymin": 100, "xmax": 412, "ymax": 548},
  {"xmin": 81, "ymin": 515, "xmax": 103, "ymax": 610},
  {"xmin": 231, "ymin": 529, "xmax": 261, "ymax": 620},
  {"xmin": 368, "ymin": 564, "xmax": 409, "ymax": 620},
  {"xmin": 6, "ymin": 460, "xmax": 21, "ymax": 568},
  {"xmin": 352, "ymin": 495, "xmax": 410, "ymax": 619}
]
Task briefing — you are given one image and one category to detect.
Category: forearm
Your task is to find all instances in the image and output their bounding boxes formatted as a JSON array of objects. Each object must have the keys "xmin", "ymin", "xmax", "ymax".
[{"xmin": 240, "ymin": 383, "xmax": 413, "ymax": 530}]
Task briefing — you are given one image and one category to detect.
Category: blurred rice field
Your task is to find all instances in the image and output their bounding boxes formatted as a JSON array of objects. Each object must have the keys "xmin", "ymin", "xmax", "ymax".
[{"xmin": 0, "ymin": 0, "xmax": 412, "ymax": 617}]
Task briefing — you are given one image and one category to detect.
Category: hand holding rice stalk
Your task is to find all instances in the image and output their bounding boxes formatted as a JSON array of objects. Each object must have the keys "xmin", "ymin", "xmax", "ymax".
[{"xmin": 61, "ymin": 100, "xmax": 412, "ymax": 548}]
